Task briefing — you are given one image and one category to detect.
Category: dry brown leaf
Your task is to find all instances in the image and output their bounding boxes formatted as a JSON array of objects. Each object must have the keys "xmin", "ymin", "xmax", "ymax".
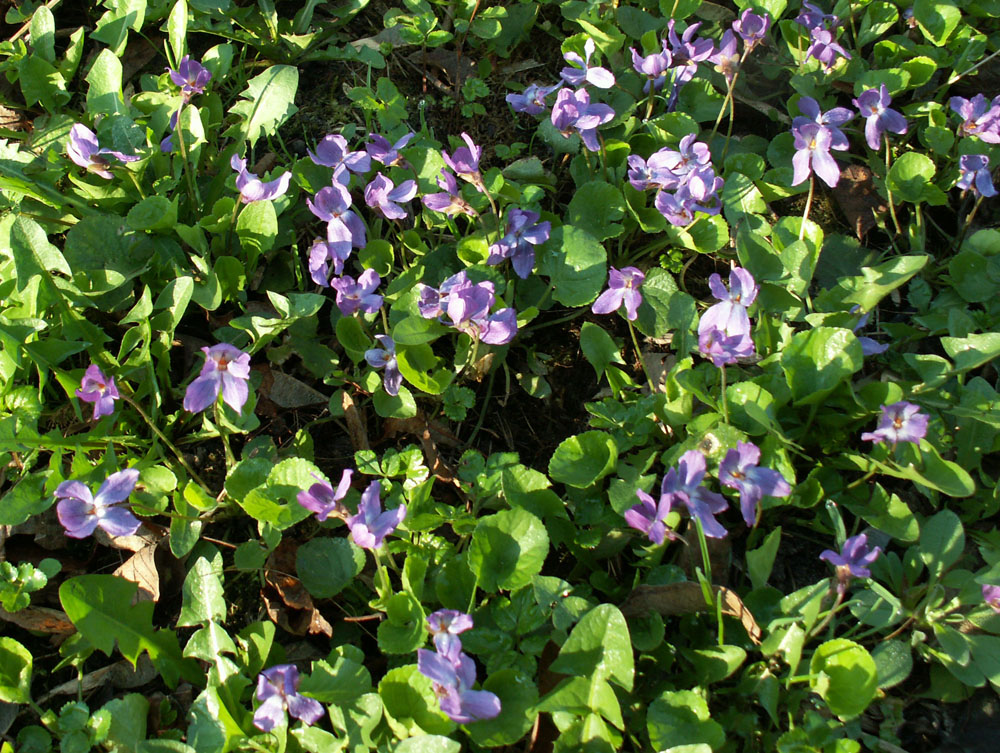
[
  {"xmin": 113, "ymin": 543, "xmax": 160, "ymax": 602},
  {"xmin": 832, "ymin": 164, "xmax": 887, "ymax": 239},
  {"xmin": 37, "ymin": 655, "xmax": 158, "ymax": 704},
  {"xmin": 342, "ymin": 391, "xmax": 370, "ymax": 451},
  {"xmin": 621, "ymin": 583, "xmax": 762, "ymax": 644},
  {"xmin": 263, "ymin": 543, "xmax": 333, "ymax": 637},
  {"xmin": 0, "ymin": 605, "xmax": 74, "ymax": 635},
  {"xmin": 96, "ymin": 524, "xmax": 159, "ymax": 553}
]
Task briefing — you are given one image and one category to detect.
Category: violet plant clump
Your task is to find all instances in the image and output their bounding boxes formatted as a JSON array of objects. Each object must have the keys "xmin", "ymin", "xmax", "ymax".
[{"xmin": 7, "ymin": 0, "xmax": 1000, "ymax": 747}]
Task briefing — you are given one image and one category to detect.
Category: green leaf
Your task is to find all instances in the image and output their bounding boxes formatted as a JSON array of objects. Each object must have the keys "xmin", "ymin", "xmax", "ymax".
[
  {"xmin": 538, "ymin": 225, "xmax": 607, "ymax": 307},
  {"xmin": 299, "ymin": 651, "xmax": 371, "ymax": 705},
  {"xmin": 373, "ymin": 385, "xmax": 418, "ymax": 418},
  {"xmin": 941, "ymin": 332, "xmax": 1000, "ymax": 374},
  {"xmin": 780, "ymin": 327, "xmax": 863, "ymax": 405},
  {"xmin": 167, "ymin": 0, "xmax": 188, "ymax": 66},
  {"xmin": 377, "ymin": 592, "xmax": 427, "ymax": 654},
  {"xmin": 0, "ymin": 473, "xmax": 52, "ymax": 526},
  {"xmin": 468, "ymin": 508, "xmax": 549, "ymax": 592},
  {"xmin": 633, "ymin": 267, "xmax": 697, "ymax": 339},
  {"xmin": 177, "ymin": 546, "xmax": 226, "ymax": 627},
  {"xmin": 391, "ymin": 315, "xmax": 449, "ymax": 346},
  {"xmin": 394, "ymin": 736, "xmax": 461, "ymax": 753},
  {"xmin": 913, "ymin": 0, "xmax": 961, "ymax": 45},
  {"xmin": 809, "ymin": 638, "xmax": 877, "ymax": 718},
  {"xmin": 872, "ymin": 640, "xmax": 912, "ymax": 689},
  {"xmin": 226, "ymin": 65, "xmax": 299, "ymax": 147},
  {"xmin": 296, "ymin": 538, "xmax": 363, "ymax": 598},
  {"xmin": 10, "ymin": 215, "xmax": 70, "ymax": 292},
  {"xmin": 59, "ymin": 575, "xmax": 188, "ymax": 687},
  {"xmin": 396, "ymin": 343, "xmax": 454, "ymax": 395},
  {"xmin": 746, "ymin": 527, "xmax": 782, "ymax": 591},
  {"xmin": 29, "ymin": 6, "xmax": 56, "ymax": 62},
  {"xmin": 567, "ymin": 182, "xmax": 625, "ymax": 240},
  {"xmin": 580, "ymin": 322, "xmax": 625, "ymax": 379},
  {"xmin": 102, "ymin": 694, "xmax": 148, "ymax": 752},
  {"xmin": 549, "ymin": 604, "xmax": 634, "ymax": 691},
  {"xmin": 236, "ymin": 200, "xmax": 278, "ymax": 268},
  {"xmin": 647, "ymin": 690, "xmax": 725, "ymax": 751},
  {"xmin": 886, "ymin": 152, "xmax": 936, "ymax": 203},
  {"xmin": 466, "ymin": 669, "xmax": 538, "ymax": 746},
  {"xmin": 379, "ymin": 664, "xmax": 455, "ymax": 737},
  {"xmin": 85, "ymin": 49, "xmax": 126, "ymax": 117},
  {"xmin": 686, "ymin": 645, "xmax": 747, "ymax": 683},
  {"xmin": 549, "ymin": 431, "xmax": 618, "ymax": 488},
  {"xmin": 186, "ymin": 687, "xmax": 245, "ymax": 753},
  {"xmin": 920, "ymin": 509, "xmax": 964, "ymax": 580},
  {"xmin": 127, "ymin": 196, "xmax": 177, "ymax": 233},
  {"xmin": 236, "ymin": 458, "xmax": 322, "ymax": 530},
  {"xmin": 0, "ymin": 637, "xmax": 32, "ymax": 703}
]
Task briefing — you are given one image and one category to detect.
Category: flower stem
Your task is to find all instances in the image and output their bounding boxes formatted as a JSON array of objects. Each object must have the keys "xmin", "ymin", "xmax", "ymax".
[
  {"xmin": 954, "ymin": 194, "xmax": 984, "ymax": 252},
  {"xmin": 174, "ymin": 104, "xmax": 202, "ymax": 209},
  {"xmin": 119, "ymin": 391, "xmax": 212, "ymax": 492},
  {"xmin": 799, "ymin": 176, "xmax": 814, "ymax": 241},
  {"xmin": 214, "ymin": 402, "xmax": 235, "ymax": 471},
  {"xmin": 719, "ymin": 364, "xmax": 729, "ymax": 424},
  {"xmin": 884, "ymin": 134, "xmax": 903, "ymax": 236},
  {"xmin": 627, "ymin": 318, "xmax": 656, "ymax": 393}
]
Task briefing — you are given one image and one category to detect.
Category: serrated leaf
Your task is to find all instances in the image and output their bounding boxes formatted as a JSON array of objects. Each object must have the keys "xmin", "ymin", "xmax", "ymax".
[
  {"xmin": 226, "ymin": 65, "xmax": 299, "ymax": 147},
  {"xmin": 177, "ymin": 547, "xmax": 226, "ymax": 626}
]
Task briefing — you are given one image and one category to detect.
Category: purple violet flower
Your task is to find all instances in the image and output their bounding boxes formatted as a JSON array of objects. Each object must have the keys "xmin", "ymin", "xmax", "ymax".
[
  {"xmin": 56, "ymin": 468, "xmax": 141, "ymax": 539},
  {"xmin": 796, "ymin": 0, "xmax": 838, "ymax": 31},
  {"xmin": 861, "ymin": 401, "xmax": 929, "ymax": 447},
  {"xmin": 851, "ymin": 308, "xmax": 888, "ymax": 356},
  {"xmin": 698, "ymin": 267, "xmax": 757, "ymax": 343},
  {"xmin": 794, "ymin": 96, "xmax": 853, "ymax": 150},
  {"xmin": 791, "ymin": 120, "xmax": 844, "ymax": 187},
  {"xmin": 710, "ymin": 30, "xmax": 741, "ymax": 85},
  {"xmin": 365, "ymin": 335, "xmax": 402, "ymax": 396},
  {"xmin": 625, "ymin": 484, "xmax": 680, "ymax": 546},
  {"xmin": 230, "ymin": 154, "xmax": 291, "ymax": 203},
  {"xmin": 698, "ymin": 326, "xmax": 755, "ymax": 367},
  {"xmin": 417, "ymin": 647, "xmax": 501, "ymax": 724},
  {"xmin": 661, "ymin": 450, "xmax": 729, "ymax": 539},
  {"xmin": 718, "ymin": 441, "xmax": 791, "ymax": 527},
  {"xmin": 820, "ymin": 533, "xmax": 881, "ymax": 593},
  {"xmin": 627, "ymin": 152, "xmax": 679, "ymax": 191},
  {"xmin": 66, "ymin": 124, "xmax": 140, "ymax": 179},
  {"xmin": 486, "ymin": 208, "xmax": 551, "ymax": 279},
  {"xmin": 308, "ymin": 134, "xmax": 371, "ymax": 176},
  {"xmin": 308, "ymin": 237, "xmax": 352, "ymax": 287},
  {"xmin": 665, "ymin": 20, "xmax": 714, "ymax": 108},
  {"xmin": 427, "ymin": 609, "xmax": 474, "ymax": 657},
  {"xmin": 853, "ymin": 85, "xmax": 908, "ymax": 150},
  {"xmin": 183, "ymin": 344, "xmax": 252, "ymax": 414},
  {"xmin": 297, "ymin": 470, "xmax": 352, "ymax": 522},
  {"xmin": 422, "ymin": 169, "xmax": 478, "ymax": 217},
  {"xmin": 168, "ymin": 56, "xmax": 211, "ymax": 101},
  {"xmin": 364, "ymin": 173, "xmax": 417, "ymax": 219},
  {"xmin": 506, "ymin": 83, "xmax": 560, "ymax": 115},
  {"xmin": 417, "ymin": 272, "xmax": 518, "ymax": 345},
  {"xmin": 805, "ymin": 27, "xmax": 851, "ymax": 70},
  {"xmin": 733, "ymin": 9, "xmax": 771, "ymax": 51},
  {"xmin": 950, "ymin": 94, "xmax": 1000, "ymax": 143},
  {"xmin": 561, "ymin": 37, "xmax": 616, "ymax": 89},
  {"xmin": 331, "ymin": 269, "xmax": 383, "ymax": 316},
  {"xmin": 442, "ymin": 133, "xmax": 485, "ymax": 191},
  {"xmin": 631, "ymin": 42, "xmax": 672, "ymax": 93},
  {"xmin": 550, "ymin": 88, "xmax": 615, "ymax": 152},
  {"xmin": 982, "ymin": 584, "xmax": 1000, "ymax": 614},
  {"xmin": 307, "ymin": 183, "xmax": 367, "ymax": 251},
  {"xmin": 347, "ymin": 480, "xmax": 406, "ymax": 549},
  {"xmin": 76, "ymin": 365, "xmax": 119, "ymax": 420},
  {"xmin": 366, "ymin": 132, "xmax": 415, "ymax": 167},
  {"xmin": 957, "ymin": 154, "xmax": 998, "ymax": 197},
  {"xmin": 254, "ymin": 664, "xmax": 324, "ymax": 732},
  {"xmin": 591, "ymin": 266, "xmax": 645, "ymax": 321}
]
